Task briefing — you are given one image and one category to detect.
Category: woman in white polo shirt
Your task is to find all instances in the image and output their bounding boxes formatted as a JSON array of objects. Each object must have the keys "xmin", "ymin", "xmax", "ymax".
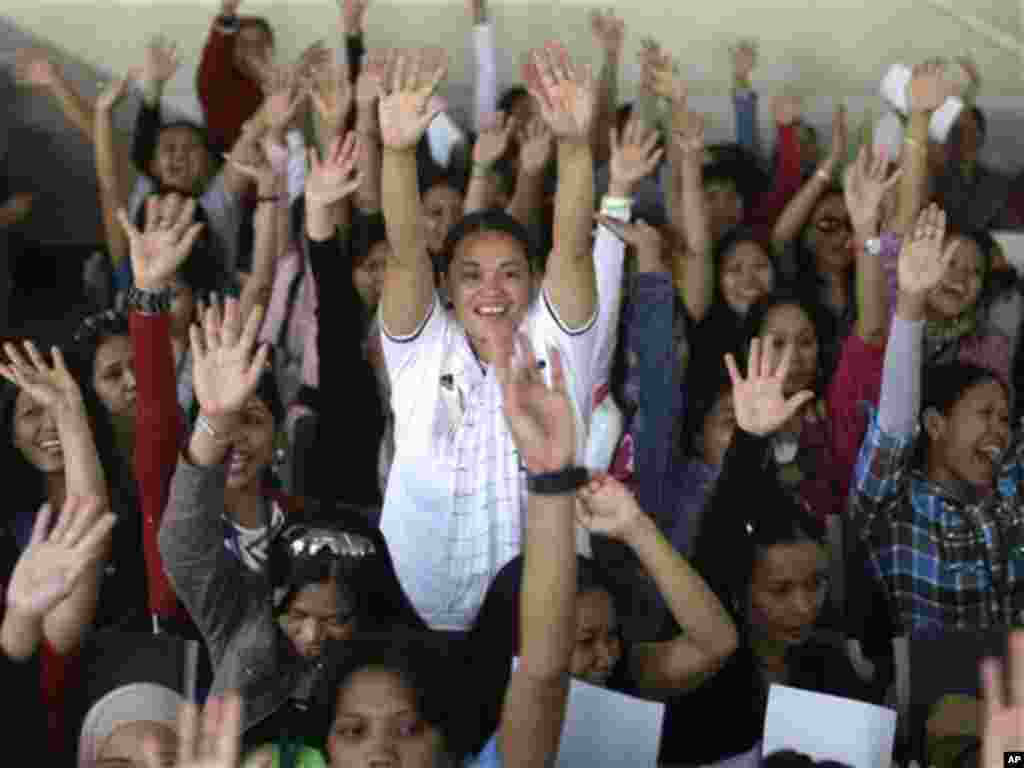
[{"xmin": 376, "ymin": 43, "xmax": 603, "ymax": 630}]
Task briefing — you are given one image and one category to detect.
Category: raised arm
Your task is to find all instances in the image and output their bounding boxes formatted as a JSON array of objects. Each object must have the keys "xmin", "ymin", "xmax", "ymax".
[
  {"xmin": 135, "ymin": 37, "xmax": 183, "ymax": 173},
  {"xmin": 494, "ymin": 335, "xmax": 578, "ymax": 768},
  {"xmin": 893, "ymin": 61, "xmax": 951, "ymax": 236},
  {"xmin": 730, "ymin": 40, "xmax": 761, "ymax": 157},
  {"xmin": 675, "ymin": 115, "xmax": 714, "ymax": 321},
  {"xmin": 94, "ymin": 77, "xmax": 135, "ymax": 270},
  {"xmin": 309, "ymin": 44, "xmax": 353, "ymax": 151},
  {"xmin": 844, "ymin": 145, "xmax": 902, "ymax": 345},
  {"xmin": 15, "ymin": 49, "xmax": 94, "ymax": 141},
  {"xmin": 771, "ymin": 105, "xmax": 846, "ymax": 252},
  {"xmin": 506, "ymin": 117, "xmax": 553, "ymax": 230},
  {"xmin": 0, "ymin": 343, "xmax": 113, "ymax": 654},
  {"xmin": 577, "ymin": 474, "xmax": 738, "ymax": 699},
  {"xmin": 527, "ymin": 42, "xmax": 597, "ymax": 330},
  {"xmin": 465, "ymin": 112, "xmax": 515, "ymax": 215},
  {"xmin": 747, "ymin": 94, "xmax": 803, "ymax": 243},
  {"xmin": 378, "ymin": 50, "xmax": 447, "ymax": 337},
  {"xmin": 350, "ymin": 48, "xmax": 390, "ymax": 214},
  {"xmin": 588, "ymin": 9, "xmax": 624, "ymax": 168},
  {"xmin": 118, "ymin": 194, "xmax": 204, "ymax": 619}
]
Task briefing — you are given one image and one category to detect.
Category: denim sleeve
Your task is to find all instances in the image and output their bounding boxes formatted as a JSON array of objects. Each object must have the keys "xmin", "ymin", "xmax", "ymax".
[{"xmin": 734, "ymin": 88, "xmax": 761, "ymax": 159}]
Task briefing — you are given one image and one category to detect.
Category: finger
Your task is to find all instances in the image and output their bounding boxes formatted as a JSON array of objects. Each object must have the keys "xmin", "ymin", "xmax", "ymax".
[
  {"xmin": 784, "ymin": 390, "xmax": 816, "ymax": 420},
  {"xmin": 759, "ymin": 335, "xmax": 778, "ymax": 379},
  {"xmin": 239, "ymin": 304, "xmax": 265, "ymax": 352},
  {"xmin": 882, "ymin": 167, "xmax": 904, "ymax": 192},
  {"xmin": 981, "ymin": 655, "xmax": 1005, "ymax": 731},
  {"xmin": 724, "ymin": 352, "xmax": 742, "ymax": 389},
  {"xmin": 27, "ymin": 501, "xmax": 53, "ymax": 548},
  {"xmin": 170, "ymin": 197, "xmax": 198, "ymax": 241},
  {"xmin": 215, "ymin": 693, "xmax": 243, "ymax": 766},
  {"xmin": 49, "ymin": 493, "xmax": 76, "ymax": 544},
  {"xmin": 246, "ymin": 343, "xmax": 271, "ymax": 391},
  {"xmin": 189, "ymin": 323, "xmax": 206, "ymax": 364},
  {"xmin": 116, "ymin": 207, "xmax": 140, "ymax": 240},
  {"xmin": 73, "ymin": 510, "xmax": 116, "ymax": 562},
  {"xmin": 221, "ymin": 298, "xmax": 242, "ymax": 347},
  {"xmin": 3, "ymin": 342, "xmax": 31, "ymax": 375},
  {"xmin": 63, "ymin": 495, "xmax": 101, "ymax": 548},
  {"xmin": 178, "ymin": 222, "xmax": 206, "ymax": 261},
  {"xmin": 939, "ymin": 236, "xmax": 959, "ymax": 273},
  {"xmin": 178, "ymin": 700, "xmax": 200, "ymax": 763},
  {"xmin": 773, "ymin": 339, "xmax": 794, "ymax": 382},
  {"xmin": 644, "ymin": 147, "xmax": 665, "ymax": 173},
  {"xmin": 548, "ymin": 346, "xmax": 568, "ymax": 395},
  {"xmin": 203, "ymin": 300, "xmax": 219, "ymax": 354},
  {"xmin": 23, "ymin": 341, "xmax": 48, "ymax": 374},
  {"xmin": 747, "ymin": 337, "xmax": 761, "ymax": 383}
]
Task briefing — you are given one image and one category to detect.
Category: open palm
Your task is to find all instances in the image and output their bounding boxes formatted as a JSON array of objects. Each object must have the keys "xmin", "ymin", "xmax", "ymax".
[
  {"xmin": 898, "ymin": 205, "xmax": 957, "ymax": 297},
  {"xmin": 117, "ymin": 195, "xmax": 205, "ymax": 293},
  {"xmin": 0, "ymin": 341, "xmax": 83, "ymax": 416},
  {"xmin": 145, "ymin": 694, "xmax": 248, "ymax": 768},
  {"xmin": 725, "ymin": 336, "xmax": 814, "ymax": 437},
  {"xmin": 843, "ymin": 145, "xmax": 902, "ymax": 238},
  {"xmin": 610, "ymin": 117, "xmax": 663, "ymax": 188},
  {"xmin": 519, "ymin": 118, "xmax": 554, "ymax": 175},
  {"xmin": 190, "ymin": 299, "xmax": 269, "ymax": 419},
  {"xmin": 7, "ymin": 496, "xmax": 114, "ymax": 620},
  {"xmin": 306, "ymin": 132, "xmax": 362, "ymax": 206},
  {"xmin": 142, "ymin": 36, "xmax": 181, "ymax": 85},
  {"xmin": 378, "ymin": 50, "xmax": 447, "ymax": 150},
  {"xmin": 496, "ymin": 333, "xmax": 576, "ymax": 475},
  {"xmin": 528, "ymin": 42, "xmax": 595, "ymax": 142}
]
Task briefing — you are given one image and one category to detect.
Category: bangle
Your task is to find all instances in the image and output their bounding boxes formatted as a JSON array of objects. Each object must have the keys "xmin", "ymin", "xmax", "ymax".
[
  {"xmin": 471, "ymin": 162, "xmax": 493, "ymax": 179},
  {"xmin": 125, "ymin": 286, "xmax": 171, "ymax": 315},
  {"xmin": 195, "ymin": 414, "xmax": 231, "ymax": 442},
  {"xmin": 526, "ymin": 465, "xmax": 589, "ymax": 495}
]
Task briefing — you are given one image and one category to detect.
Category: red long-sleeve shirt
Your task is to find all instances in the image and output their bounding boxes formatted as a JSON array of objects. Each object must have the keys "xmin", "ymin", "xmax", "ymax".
[
  {"xmin": 197, "ymin": 21, "xmax": 264, "ymax": 154},
  {"xmin": 130, "ymin": 311, "xmax": 188, "ymax": 620},
  {"xmin": 747, "ymin": 123, "xmax": 803, "ymax": 243}
]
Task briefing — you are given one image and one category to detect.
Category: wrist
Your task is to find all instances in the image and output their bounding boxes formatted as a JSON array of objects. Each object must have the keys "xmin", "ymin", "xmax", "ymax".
[
  {"xmin": 896, "ymin": 292, "xmax": 928, "ymax": 321},
  {"xmin": 127, "ymin": 283, "xmax": 173, "ymax": 309},
  {"xmin": 198, "ymin": 410, "xmax": 240, "ymax": 436},
  {"xmin": 733, "ymin": 74, "xmax": 752, "ymax": 90},
  {"xmin": 607, "ymin": 181, "xmax": 633, "ymax": 199},
  {"xmin": 621, "ymin": 512, "xmax": 656, "ymax": 549},
  {"xmin": 526, "ymin": 465, "xmax": 588, "ymax": 495}
]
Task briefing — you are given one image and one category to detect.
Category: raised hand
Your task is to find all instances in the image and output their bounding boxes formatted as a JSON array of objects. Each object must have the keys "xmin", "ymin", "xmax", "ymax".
[
  {"xmin": 0, "ymin": 342, "xmax": 84, "ymax": 419},
  {"xmin": 221, "ymin": 0, "xmax": 242, "ymax": 15},
  {"xmin": 14, "ymin": 48, "xmax": 57, "ymax": 88},
  {"xmin": 644, "ymin": 50, "xmax": 685, "ymax": 106},
  {"xmin": 144, "ymin": 694, "xmax": 245, "ymax": 768},
  {"xmin": 356, "ymin": 48, "xmax": 393, "ymax": 109},
  {"xmin": 981, "ymin": 632, "xmax": 1024, "ymax": 768},
  {"xmin": 590, "ymin": 9, "xmax": 625, "ymax": 57},
  {"xmin": 377, "ymin": 49, "xmax": 448, "ymax": 151},
  {"xmin": 190, "ymin": 298, "xmax": 269, "ymax": 420},
  {"xmin": 224, "ymin": 142, "xmax": 280, "ymax": 194},
  {"xmin": 576, "ymin": 473, "xmax": 645, "ymax": 542},
  {"xmin": 595, "ymin": 215, "xmax": 664, "ymax": 271},
  {"xmin": 825, "ymin": 104, "xmax": 848, "ymax": 168},
  {"xmin": 341, "ymin": 0, "xmax": 370, "ymax": 34},
  {"xmin": 294, "ymin": 41, "xmax": 330, "ymax": 83},
  {"xmin": 495, "ymin": 333, "xmax": 576, "ymax": 475},
  {"xmin": 141, "ymin": 36, "xmax": 182, "ymax": 85},
  {"xmin": 310, "ymin": 54, "xmax": 353, "ymax": 130},
  {"xmin": 96, "ymin": 75, "xmax": 134, "ymax": 113},
  {"xmin": 897, "ymin": 204, "xmax": 957, "ymax": 299},
  {"xmin": 731, "ymin": 40, "xmax": 758, "ymax": 83},
  {"xmin": 518, "ymin": 117, "xmax": 554, "ymax": 176},
  {"xmin": 907, "ymin": 59, "xmax": 952, "ymax": 113},
  {"xmin": 116, "ymin": 195, "xmax": 205, "ymax": 293},
  {"xmin": 955, "ymin": 54, "xmax": 980, "ymax": 96},
  {"xmin": 6, "ymin": 496, "xmax": 114, "ymax": 621},
  {"xmin": 305, "ymin": 132, "xmax": 363, "ymax": 206},
  {"xmin": 674, "ymin": 110, "xmax": 706, "ymax": 154},
  {"xmin": 262, "ymin": 64, "xmax": 308, "ymax": 138},
  {"xmin": 473, "ymin": 112, "xmax": 516, "ymax": 168},
  {"xmin": 609, "ymin": 117, "xmax": 663, "ymax": 195},
  {"xmin": 843, "ymin": 145, "xmax": 902, "ymax": 240},
  {"xmin": 772, "ymin": 93, "xmax": 802, "ymax": 127},
  {"xmin": 526, "ymin": 41, "xmax": 596, "ymax": 143},
  {"xmin": 725, "ymin": 336, "xmax": 815, "ymax": 437}
]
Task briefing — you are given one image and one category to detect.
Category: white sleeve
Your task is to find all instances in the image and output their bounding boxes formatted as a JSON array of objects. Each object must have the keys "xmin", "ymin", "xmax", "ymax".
[
  {"xmin": 472, "ymin": 23, "xmax": 498, "ymax": 132},
  {"xmin": 589, "ymin": 224, "xmax": 627, "ymax": 389},
  {"xmin": 380, "ymin": 292, "xmax": 448, "ymax": 386}
]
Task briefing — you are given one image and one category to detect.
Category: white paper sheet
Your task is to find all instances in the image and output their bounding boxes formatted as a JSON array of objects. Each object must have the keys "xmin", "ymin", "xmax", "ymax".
[
  {"xmin": 762, "ymin": 685, "xmax": 897, "ymax": 768},
  {"xmin": 512, "ymin": 659, "xmax": 665, "ymax": 767}
]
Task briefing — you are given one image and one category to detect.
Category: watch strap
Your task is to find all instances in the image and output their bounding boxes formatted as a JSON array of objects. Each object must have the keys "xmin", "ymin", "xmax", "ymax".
[
  {"xmin": 526, "ymin": 465, "xmax": 589, "ymax": 495},
  {"xmin": 125, "ymin": 286, "xmax": 172, "ymax": 315}
]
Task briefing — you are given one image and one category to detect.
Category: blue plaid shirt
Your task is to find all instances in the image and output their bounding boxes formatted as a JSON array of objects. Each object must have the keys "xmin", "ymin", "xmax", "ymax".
[{"xmin": 851, "ymin": 408, "xmax": 1024, "ymax": 632}]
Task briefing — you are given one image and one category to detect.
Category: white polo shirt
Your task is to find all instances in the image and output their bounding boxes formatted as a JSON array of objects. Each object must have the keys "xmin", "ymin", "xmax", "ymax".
[{"xmin": 380, "ymin": 287, "xmax": 600, "ymax": 630}]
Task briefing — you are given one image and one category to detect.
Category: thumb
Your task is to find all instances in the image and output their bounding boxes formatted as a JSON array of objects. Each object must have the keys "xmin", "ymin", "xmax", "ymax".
[{"xmin": 784, "ymin": 390, "xmax": 816, "ymax": 420}]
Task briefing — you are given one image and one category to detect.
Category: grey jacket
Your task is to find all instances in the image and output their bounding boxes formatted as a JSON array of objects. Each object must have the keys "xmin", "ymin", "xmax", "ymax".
[{"xmin": 158, "ymin": 457, "xmax": 320, "ymax": 734}]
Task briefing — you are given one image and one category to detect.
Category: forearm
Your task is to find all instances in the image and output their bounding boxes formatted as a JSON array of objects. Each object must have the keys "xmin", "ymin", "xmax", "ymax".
[
  {"xmin": 626, "ymin": 515, "xmax": 737, "ymax": 659},
  {"xmin": 43, "ymin": 567, "xmax": 102, "ymax": 654},
  {"xmin": 94, "ymin": 110, "xmax": 128, "ymax": 265},
  {"xmin": 56, "ymin": 410, "xmax": 109, "ymax": 509},
  {"xmin": 733, "ymin": 88, "xmax": 760, "ymax": 158},
  {"xmin": 590, "ymin": 53, "xmax": 619, "ymax": 167},
  {"xmin": 381, "ymin": 148, "xmax": 429, "ymax": 269},
  {"xmin": 241, "ymin": 186, "xmax": 285, "ymax": 320},
  {"xmin": 679, "ymin": 147, "xmax": 711, "ymax": 280},
  {"xmin": 354, "ymin": 107, "xmax": 382, "ymax": 213},
  {"xmin": 771, "ymin": 170, "xmax": 832, "ymax": 249},
  {"xmin": 506, "ymin": 169, "xmax": 544, "ymax": 229},
  {"xmin": 855, "ymin": 243, "xmax": 889, "ymax": 344},
  {"xmin": 464, "ymin": 169, "xmax": 497, "ymax": 216},
  {"xmin": 878, "ymin": 314, "xmax": 922, "ymax": 437},
  {"xmin": 545, "ymin": 142, "xmax": 597, "ymax": 327},
  {"xmin": 472, "ymin": 21, "xmax": 498, "ymax": 133},
  {"xmin": 893, "ymin": 112, "xmax": 930, "ymax": 236},
  {"xmin": 49, "ymin": 74, "xmax": 96, "ymax": 142}
]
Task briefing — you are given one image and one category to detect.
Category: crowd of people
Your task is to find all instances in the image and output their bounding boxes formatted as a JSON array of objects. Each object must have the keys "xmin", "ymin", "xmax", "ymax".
[{"xmin": 0, "ymin": 0, "xmax": 1023, "ymax": 766}]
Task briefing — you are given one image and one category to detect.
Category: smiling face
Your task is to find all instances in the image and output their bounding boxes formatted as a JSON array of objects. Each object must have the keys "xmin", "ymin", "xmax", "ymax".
[
  {"xmin": 96, "ymin": 720, "xmax": 177, "ymax": 768},
  {"xmin": 12, "ymin": 390, "xmax": 63, "ymax": 473},
  {"xmin": 224, "ymin": 396, "xmax": 276, "ymax": 491},
  {"xmin": 423, "ymin": 185, "xmax": 464, "ymax": 255},
  {"xmin": 759, "ymin": 304, "xmax": 819, "ymax": 397},
  {"xmin": 719, "ymin": 240, "xmax": 774, "ymax": 316},
  {"xmin": 925, "ymin": 237, "xmax": 985, "ymax": 321},
  {"xmin": 447, "ymin": 230, "xmax": 533, "ymax": 364},
  {"xmin": 748, "ymin": 539, "xmax": 828, "ymax": 651},
  {"xmin": 153, "ymin": 125, "xmax": 211, "ymax": 196},
  {"xmin": 925, "ymin": 378, "xmax": 1010, "ymax": 490},
  {"xmin": 328, "ymin": 667, "xmax": 447, "ymax": 768}
]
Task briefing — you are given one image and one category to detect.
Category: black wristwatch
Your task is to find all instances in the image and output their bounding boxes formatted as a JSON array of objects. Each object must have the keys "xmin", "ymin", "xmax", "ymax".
[
  {"xmin": 526, "ymin": 465, "xmax": 589, "ymax": 495},
  {"xmin": 217, "ymin": 13, "xmax": 240, "ymax": 32},
  {"xmin": 125, "ymin": 286, "xmax": 172, "ymax": 315}
]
